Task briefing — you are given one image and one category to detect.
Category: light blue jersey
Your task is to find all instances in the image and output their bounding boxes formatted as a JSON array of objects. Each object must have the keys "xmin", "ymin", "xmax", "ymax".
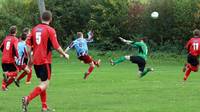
[
  {"xmin": 69, "ymin": 38, "xmax": 89, "ymax": 57},
  {"xmin": 16, "ymin": 41, "xmax": 27, "ymax": 65}
]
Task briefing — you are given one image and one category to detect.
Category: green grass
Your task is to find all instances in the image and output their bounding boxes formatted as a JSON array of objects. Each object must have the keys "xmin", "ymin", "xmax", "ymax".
[{"xmin": 0, "ymin": 51, "xmax": 199, "ymax": 112}]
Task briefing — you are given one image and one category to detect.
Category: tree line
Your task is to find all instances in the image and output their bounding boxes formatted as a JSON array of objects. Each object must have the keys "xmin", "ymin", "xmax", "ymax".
[{"xmin": 0, "ymin": 0, "xmax": 200, "ymax": 53}]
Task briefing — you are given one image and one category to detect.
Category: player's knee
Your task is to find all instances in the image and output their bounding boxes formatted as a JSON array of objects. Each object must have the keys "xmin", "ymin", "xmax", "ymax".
[
  {"xmin": 39, "ymin": 80, "xmax": 49, "ymax": 90},
  {"xmin": 90, "ymin": 62, "xmax": 95, "ymax": 67}
]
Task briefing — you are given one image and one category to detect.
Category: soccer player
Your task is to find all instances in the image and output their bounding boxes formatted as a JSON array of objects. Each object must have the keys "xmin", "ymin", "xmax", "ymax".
[
  {"xmin": 64, "ymin": 31, "xmax": 101, "ymax": 80},
  {"xmin": 0, "ymin": 26, "xmax": 19, "ymax": 91},
  {"xmin": 110, "ymin": 37, "xmax": 153, "ymax": 78},
  {"xmin": 15, "ymin": 28, "xmax": 32, "ymax": 86},
  {"xmin": 22, "ymin": 10, "xmax": 69, "ymax": 112},
  {"xmin": 183, "ymin": 29, "xmax": 200, "ymax": 81}
]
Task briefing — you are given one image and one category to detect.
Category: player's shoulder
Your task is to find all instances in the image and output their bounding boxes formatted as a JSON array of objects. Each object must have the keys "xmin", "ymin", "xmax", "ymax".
[
  {"xmin": 43, "ymin": 24, "xmax": 55, "ymax": 33},
  {"xmin": 34, "ymin": 24, "xmax": 55, "ymax": 31}
]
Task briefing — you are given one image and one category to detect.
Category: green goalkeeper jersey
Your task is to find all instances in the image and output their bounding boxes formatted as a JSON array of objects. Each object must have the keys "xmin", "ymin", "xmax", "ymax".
[{"xmin": 131, "ymin": 41, "xmax": 148, "ymax": 60}]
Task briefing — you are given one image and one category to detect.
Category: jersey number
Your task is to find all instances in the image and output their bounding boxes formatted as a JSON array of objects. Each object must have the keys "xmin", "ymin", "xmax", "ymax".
[
  {"xmin": 36, "ymin": 32, "xmax": 42, "ymax": 45},
  {"xmin": 6, "ymin": 41, "xmax": 11, "ymax": 50},
  {"xmin": 79, "ymin": 43, "xmax": 82, "ymax": 48},
  {"xmin": 193, "ymin": 43, "xmax": 199, "ymax": 50}
]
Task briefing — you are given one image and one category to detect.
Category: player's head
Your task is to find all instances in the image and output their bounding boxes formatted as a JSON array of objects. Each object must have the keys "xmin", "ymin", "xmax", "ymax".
[
  {"xmin": 193, "ymin": 29, "xmax": 200, "ymax": 37},
  {"xmin": 41, "ymin": 10, "xmax": 52, "ymax": 24},
  {"xmin": 21, "ymin": 27, "xmax": 30, "ymax": 41},
  {"xmin": 77, "ymin": 32, "xmax": 83, "ymax": 38},
  {"xmin": 23, "ymin": 27, "xmax": 30, "ymax": 34},
  {"xmin": 9, "ymin": 25, "xmax": 17, "ymax": 35},
  {"xmin": 138, "ymin": 37, "xmax": 147, "ymax": 42}
]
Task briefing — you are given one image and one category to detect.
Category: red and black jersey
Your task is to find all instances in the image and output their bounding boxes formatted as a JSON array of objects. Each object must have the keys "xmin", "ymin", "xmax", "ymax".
[
  {"xmin": 0, "ymin": 35, "xmax": 18, "ymax": 63},
  {"xmin": 26, "ymin": 24, "xmax": 60, "ymax": 65},
  {"xmin": 186, "ymin": 37, "xmax": 200, "ymax": 56}
]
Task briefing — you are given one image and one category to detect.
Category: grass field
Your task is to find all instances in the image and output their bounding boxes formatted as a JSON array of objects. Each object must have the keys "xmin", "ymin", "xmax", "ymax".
[{"xmin": 0, "ymin": 51, "xmax": 200, "ymax": 112}]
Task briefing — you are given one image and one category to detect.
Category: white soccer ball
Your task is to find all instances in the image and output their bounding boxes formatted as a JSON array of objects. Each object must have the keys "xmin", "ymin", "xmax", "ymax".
[{"xmin": 151, "ymin": 11, "xmax": 159, "ymax": 19}]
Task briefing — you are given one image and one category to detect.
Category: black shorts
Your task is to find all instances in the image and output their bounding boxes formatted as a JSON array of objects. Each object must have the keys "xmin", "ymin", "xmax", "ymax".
[
  {"xmin": 130, "ymin": 56, "xmax": 146, "ymax": 72},
  {"xmin": 2, "ymin": 63, "xmax": 17, "ymax": 72},
  {"xmin": 24, "ymin": 58, "xmax": 28, "ymax": 65},
  {"xmin": 187, "ymin": 54, "xmax": 199, "ymax": 66},
  {"xmin": 34, "ymin": 64, "xmax": 51, "ymax": 81}
]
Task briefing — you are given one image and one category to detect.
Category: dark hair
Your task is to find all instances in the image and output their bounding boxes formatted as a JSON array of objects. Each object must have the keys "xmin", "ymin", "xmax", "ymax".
[
  {"xmin": 23, "ymin": 27, "xmax": 29, "ymax": 34},
  {"xmin": 9, "ymin": 26, "xmax": 17, "ymax": 34},
  {"xmin": 21, "ymin": 34, "xmax": 27, "ymax": 41},
  {"xmin": 193, "ymin": 29, "xmax": 200, "ymax": 37},
  {"xmin": 42, "ymin": 10, "xmax": 52, "ymax": 22},
  {"xmin": 21, "ymin": 27, "xmax": 30, "ymax": 41}
]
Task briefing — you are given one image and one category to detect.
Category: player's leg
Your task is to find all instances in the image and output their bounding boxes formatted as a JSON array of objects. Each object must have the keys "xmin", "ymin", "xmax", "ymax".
[
  {"xmin": 183, "ymin": 64, "xmax": 192, "ymax": 81},
  {"xmin": 16, "ymin": 71, "xmax": 27, "ymax": 84},
  {"xmin": 129, "ymin": 56, "xmax": 153, "ymax": 78},
  {"xmin": 110, "ymin": 55, "xmax": 130, "ymax": 65},
  {"xmin": 140, "ymin": 67, "xmax": 154, "ymax": 78},
  {"xmin": 183, "ymin": 54, "xmax": 199, "ymax": 81},
  {"xmin": 1, "ymin": 64, "xmax": 8, "ymax": 83},
  {"xmin": 16, "ymin": 65, "xmax": 31, "ymax": 85},
  {"xmin": 79, "ymin": 55, "xmax": 96, "ymax": 79},
  {"xmin": 1, "ymin": 76, "xmax": 8, "ymax": 91},
  {"xmin": 26, "ymin": 68, "xmax": 32, "ymax": 84},
  {"xmin": 84, "ymin": 62, "xmax": 95, "ymax": 80},
  {"xmin": 93, "ymin": 59, "xmax": 101, "ymax": 67},
  {"xmin": 22, "ymin": 64, "xmax": 52, "ymax": 112},
  {"xmin": 1, "ymin": 64, "xmax": 18, "ymax": 89}
]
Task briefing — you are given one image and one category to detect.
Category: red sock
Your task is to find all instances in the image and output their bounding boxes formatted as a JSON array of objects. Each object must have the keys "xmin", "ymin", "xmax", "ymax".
[
  {"xmin": 26, "ymin": 69, "xmax": 32, "ymax": 82},
  {"xmin": 87, "ymin": 66, "xmax": 94, "ymax": 75},
  {"xmin": 40, "ymin": 90, "xmax": 47, "ymax": 109},
  {"xmin": 17, "ymin": 72, "xmax": 27, "ymax": 81},
  {"xmin": 184, "ymin": 68, "xmax": 192, "ymax": 81},
  {"xmin": 6, "ymin": 78, "xmax": 14, "ymax": 87},
  {"xmin": 2, "ymin": 80, "xmax": 6, "ymax": 89},
  {"xmin": 28, "ymin": 87, "xmax": 42, "ymax": 102}
]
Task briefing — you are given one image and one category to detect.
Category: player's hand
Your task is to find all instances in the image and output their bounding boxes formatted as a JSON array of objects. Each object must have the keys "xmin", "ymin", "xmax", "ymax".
[
  {"xmin": 118, "ymin": 37, "xmax": 125, "ymax": 42},
  {"xmin": 63, "ymin": 53, "xmax": 69, "ymax": 59}
]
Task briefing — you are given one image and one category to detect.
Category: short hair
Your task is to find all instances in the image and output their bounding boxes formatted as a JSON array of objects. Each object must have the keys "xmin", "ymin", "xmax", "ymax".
[
  {"xmin": 193, "ymin": 29, "xmax": 200, "ymax": 37},
  {"xmin": 23, "ymin": 27, "xmax": 29, "ymax": 34},
  {"xmin": 9, "ymin": 26, "xmax": 17, "ymax": 34},
  {"xmin": 21, "ymin": 34, "xmax": 27, "ymax": 41},
  {"xmin": 42, "ymin": 10, "xmax": 52, "ymax": 22},
  {"xmin": 77, "ymin": 32, "xmax": 83, "ymax": 38},
  {"xmin": 21, "ymin": 27, "xmax": 30, "ymax": 41}
]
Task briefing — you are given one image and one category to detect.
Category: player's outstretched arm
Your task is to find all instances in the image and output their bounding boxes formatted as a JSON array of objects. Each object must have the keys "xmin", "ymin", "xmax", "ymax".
[
  {"xmin": 57, "ymin": 47, "xmax": 69, "ymax": 59},
  {"xmin": 118, "ymin": 37, "xmax": 133, "ymax": 45},
  {"xmin": 86, "ymin": 31, "xmax": 94, "ymax": 42}
]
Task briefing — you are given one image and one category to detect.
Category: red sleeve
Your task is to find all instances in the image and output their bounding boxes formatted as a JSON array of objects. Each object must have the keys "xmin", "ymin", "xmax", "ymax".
[{"xmin": 48, "ymin": 28, "xmax": 60, "ymax": 49}]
